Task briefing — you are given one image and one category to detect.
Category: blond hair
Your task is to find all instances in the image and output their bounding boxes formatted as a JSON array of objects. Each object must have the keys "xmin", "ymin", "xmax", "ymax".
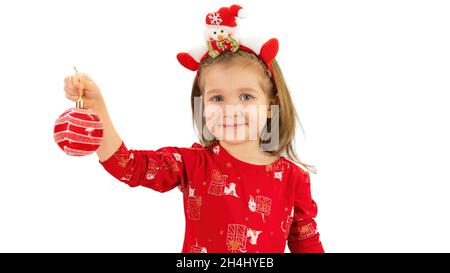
[{"xmin": 190, "ymin": 50, "xmax": 317, "ymax": 173}]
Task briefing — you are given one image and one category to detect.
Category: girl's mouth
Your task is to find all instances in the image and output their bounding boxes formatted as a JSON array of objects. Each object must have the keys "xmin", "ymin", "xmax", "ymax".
[{"xmin": 220, "ymin": 123, "xmax": 248, "ymax": 128}]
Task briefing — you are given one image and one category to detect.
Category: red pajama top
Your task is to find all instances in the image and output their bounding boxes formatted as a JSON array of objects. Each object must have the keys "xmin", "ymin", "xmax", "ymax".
[{"xmin": 99, "ymin": 140, "xmax": 324, "ymax": 253}]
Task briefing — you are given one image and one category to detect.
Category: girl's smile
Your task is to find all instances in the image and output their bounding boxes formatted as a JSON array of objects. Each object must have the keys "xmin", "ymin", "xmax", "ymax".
[{"xmin": 219, "ymin": 123, "xmax": 248, "ymax": 128}]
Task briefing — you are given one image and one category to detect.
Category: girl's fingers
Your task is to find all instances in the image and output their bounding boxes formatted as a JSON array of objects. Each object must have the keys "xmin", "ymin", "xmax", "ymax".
[
  {"xmin": 74, "ymin": 74, "xmax": 89, "ymax": 91},
  {"xmin": 65, "ymin": 85, "xmax": 84, "ymax": 97},
  {"xmin": 78, "ymin": 73, "xmax": 88, "ymax": 82},
  {"xmin": 64, "ymin": 76, "xmax": 73, "ymax": 90},
  {"xmin": 64, "ymin": 74, "xmax": 94, "ymax": 98},
  {"xmin": 64, "ymin": 85, "xmax": 74, "ymax": 95},
  {"xmin": 65, "ymin": 89, "xmax": 85, "ymax": 101},
  {"xmin": 64, "ymin": 75, "xmax": 84, "ymax": 93},
  {"xmin": 64, "ymin": 85, "xmax": 77, "ymax": 96},
  {"xmin": 66, "ymin": 75, "xmax": 79, "ymax": 90},
  {"xmin": 73, "ymin": 76, "xmax": 81, "ymax": 88},
  {"xmin": 74, "ymin": 81, "xmax": 84, "ymax": 92},
  {"xmin": 65, "ymin": 92, "xmax": 78, "ymax": 101}
]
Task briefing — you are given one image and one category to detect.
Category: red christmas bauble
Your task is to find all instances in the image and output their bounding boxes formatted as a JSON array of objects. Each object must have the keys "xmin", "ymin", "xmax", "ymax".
[{"xmin": 54, "ymin": 107, "xmax": 104, "ymax": 156}]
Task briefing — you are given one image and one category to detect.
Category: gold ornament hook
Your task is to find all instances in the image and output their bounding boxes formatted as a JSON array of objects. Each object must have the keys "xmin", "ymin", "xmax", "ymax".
[{"xmin": 73, "ymin": 66, "xmax": 84, "ymax": 109}]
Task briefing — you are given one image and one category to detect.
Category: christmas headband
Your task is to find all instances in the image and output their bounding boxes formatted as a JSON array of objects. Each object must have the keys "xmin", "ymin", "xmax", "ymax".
[{"xmin": 176, "ymin": 4, "xmax": 279, "ymax": 85}]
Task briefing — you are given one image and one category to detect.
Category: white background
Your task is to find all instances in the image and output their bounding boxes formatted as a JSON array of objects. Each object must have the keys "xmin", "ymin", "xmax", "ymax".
[{"xmin": 0, "ymin": 0, "xmax": 449, "ymax": 252}]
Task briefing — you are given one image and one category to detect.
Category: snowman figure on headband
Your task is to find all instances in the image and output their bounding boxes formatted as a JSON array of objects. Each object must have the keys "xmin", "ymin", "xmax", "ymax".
[{"xmin": 177, "ymin": 4, "xmax": 279, "ymax": 73}]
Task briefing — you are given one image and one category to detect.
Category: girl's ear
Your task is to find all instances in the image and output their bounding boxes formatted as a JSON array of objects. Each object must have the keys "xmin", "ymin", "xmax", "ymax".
[
  {"xmin": 267, "ymin": 103, "xmax": 273, "ymax": 118},
  {"xmin": 268, "ymin": 96, "xmax": 278, "ymax": 108},
  {"xmin": 267, "ymin": 96, "xmax": 279, "ymax": 118}
]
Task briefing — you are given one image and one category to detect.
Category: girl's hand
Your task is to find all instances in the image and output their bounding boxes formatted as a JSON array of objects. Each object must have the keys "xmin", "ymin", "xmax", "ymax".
[{"xmin": 64, "ymin": 73, "xmax": 104, "ymax": 110}]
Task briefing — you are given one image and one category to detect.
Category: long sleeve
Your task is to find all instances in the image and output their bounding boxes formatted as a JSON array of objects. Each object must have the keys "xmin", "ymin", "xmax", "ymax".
[
  {"xmin": 287, "ymin": 169, "xmax": 324, "ymax": 253},
  {"xmin": 99, "ymin": 141, "xmax": 195, "ymax": 193}
]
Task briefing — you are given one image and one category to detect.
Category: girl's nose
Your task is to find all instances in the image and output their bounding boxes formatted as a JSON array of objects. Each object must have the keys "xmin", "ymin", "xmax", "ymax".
[{"xmin": 223, "ymin": 104, "xmax": 245, "ymax": 118}]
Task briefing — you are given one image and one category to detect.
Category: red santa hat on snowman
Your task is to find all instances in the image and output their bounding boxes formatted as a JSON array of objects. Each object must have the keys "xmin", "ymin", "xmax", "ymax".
[
  {"xmin": 177, "ymin": 4, "xmax": 279, "ymax": 81},
  {"xmin": 205, "ymin": 4, "xmax": 247, "ymax": 27}
]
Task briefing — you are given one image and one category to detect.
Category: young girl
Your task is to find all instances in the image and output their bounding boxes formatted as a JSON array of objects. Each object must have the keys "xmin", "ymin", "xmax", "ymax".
[{"xmin": 63, "ymin": 4, "xmax": 324, "ymax": 253}]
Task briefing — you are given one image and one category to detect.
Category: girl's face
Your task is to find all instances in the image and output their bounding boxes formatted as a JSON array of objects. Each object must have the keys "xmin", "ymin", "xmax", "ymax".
[{"xmin": 202, "ymin": 64, "xmax": 271, "ymax": 145}]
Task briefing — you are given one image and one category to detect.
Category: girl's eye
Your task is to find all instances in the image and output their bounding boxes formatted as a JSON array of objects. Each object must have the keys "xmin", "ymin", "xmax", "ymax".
[
  {"xmin": 221, "ymin": 30, "xmax": 224, "ymax": 33},
  {"xmin": 214, "ymin": 31, "xmax": 217, "ymax": 34},
  {"xmin": 211, "ymin": 95, "xmax": 224, "ymax": 102},
  {"xmin": 240, "ymin": 94, "xmax": 254, "ymax": 101}
]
